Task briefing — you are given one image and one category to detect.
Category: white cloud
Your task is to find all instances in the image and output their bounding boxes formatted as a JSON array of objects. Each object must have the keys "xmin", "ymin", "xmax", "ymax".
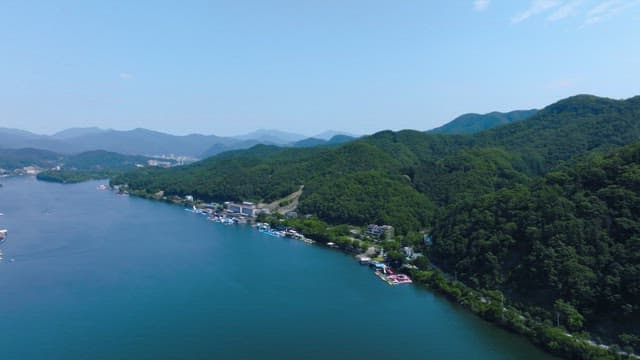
[
  {"xmin": 473, "ymin": 0, "xmax": 491, "ymax": 11},
  {"xmin": 547, "ymin": 0, "xmax": 585, "ymax": 21},
  {"xmin": 584, "ymin": 0, "xmax": 640, "ymax": 25},
  {"xmin": 119, "ymin": 72, "xmax": 133, "ymax": 80},
  {"xmin": 511, "ymin": 0, "xmax": 561, "ymax": 23}
]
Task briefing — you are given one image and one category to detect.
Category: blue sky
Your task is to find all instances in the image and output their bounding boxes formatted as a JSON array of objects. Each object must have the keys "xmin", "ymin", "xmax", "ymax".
[{"xmin": 1, "ymin": 1, "xmax": 639, "ymax": 136}]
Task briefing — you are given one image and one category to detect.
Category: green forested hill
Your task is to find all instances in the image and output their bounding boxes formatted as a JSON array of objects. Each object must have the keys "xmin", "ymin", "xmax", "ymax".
[
  {"xmin": 0, "ymin": 148, "xmax": 62, "ymax": 170},
  {"xmin": 114, "ymin": 95, "xmax": 640, "ymax": 229},
  {"xmin": 476, "ymin": 95, "xmax": 640, "ymax": 172},
  {"xmin": 0, "ymin": 148, "xmax": 168, "ymax": 183},
  {"xmin": 63, "ymin": 150, "xmax": 152, "ymax": 170},
  {"xmin": 431, "ymin": 142, "xmax": 640, "ymax": 339},
  {"xmin": 429, "ymin": 109, "xmax": 537, "ymax": 134},
  {"xmin": 35, "ymin": 150, "xmax": 159, "ymax": 183},
  {"xmin": 0, "ymin": 148, "xmax": 158, "ymax": 173}
]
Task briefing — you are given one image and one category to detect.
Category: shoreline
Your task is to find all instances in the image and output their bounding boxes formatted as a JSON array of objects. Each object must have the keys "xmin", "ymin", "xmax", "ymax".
[{"xmin": 97, "ymin": 181, "xmax": 638, "ymax": 359}]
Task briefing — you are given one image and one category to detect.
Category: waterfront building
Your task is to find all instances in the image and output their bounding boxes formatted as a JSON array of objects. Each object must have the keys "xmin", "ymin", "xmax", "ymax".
[{"xmin": 228, "ymin": 201, "xmax": 258, "ymax": 217}]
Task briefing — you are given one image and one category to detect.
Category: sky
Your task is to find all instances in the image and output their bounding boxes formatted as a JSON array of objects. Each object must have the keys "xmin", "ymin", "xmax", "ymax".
[{"xmin": 1, "ymin": 0, "xmax": 639, "ymax": 137}]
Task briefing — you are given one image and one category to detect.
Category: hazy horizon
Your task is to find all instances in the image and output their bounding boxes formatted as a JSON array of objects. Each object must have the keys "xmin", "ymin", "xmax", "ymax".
[
  {"xmin": 2, "ymin": 124, "xmax": 361, "ymax": 139},
  {"xmin": 1, "ymin": 1, "xmax": 639, "ymax": 136},
  {"xmin": 4, "ymin": 92, "xmax": 633, "ymax": 138}
]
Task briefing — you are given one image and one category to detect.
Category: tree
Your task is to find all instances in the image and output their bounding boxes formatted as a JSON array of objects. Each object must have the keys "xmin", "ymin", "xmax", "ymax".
[{"xmin": 554, "ymin": 299, "xmax": 584, "ymax": 332}]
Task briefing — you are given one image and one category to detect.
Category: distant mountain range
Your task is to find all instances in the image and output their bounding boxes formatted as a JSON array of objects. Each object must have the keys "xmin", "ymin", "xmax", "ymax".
[
  {"xmin": 0, "ymin": 109, "xmax": 541, "ymax": 159},
  {"xmin": 52, "ymin": 127, "xmax": 107, "ymax": 140},
  {"xmin": 0, "ymin": 127, "xmax": 359, "ymax": 159},
  {"xmin": 428, "ymin": 109, "xmax": 538, "ymax": 135}
]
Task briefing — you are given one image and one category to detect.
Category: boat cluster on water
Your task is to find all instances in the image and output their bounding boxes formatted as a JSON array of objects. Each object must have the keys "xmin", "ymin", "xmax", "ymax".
[
  {"xmin": 255, "ymin": 222, "xmax": 285, "ymax": 237},
  {"xmin": 0, "ymin": 227, "xmax": 8, "ymax": 263},
  {"xmin": 183, "ymin": 206, "xmax": 316, "ymax": 244},
  {"xmin": 0, "ymin": 211, "xmax": 7, "ymax": 245},
  {"xmin": 185, "ymin": 206, "xmax": 249, "ymax": 225},
  {"xmin": 254, "ymin": 222, "xmax": 314, "ymax": 243}
]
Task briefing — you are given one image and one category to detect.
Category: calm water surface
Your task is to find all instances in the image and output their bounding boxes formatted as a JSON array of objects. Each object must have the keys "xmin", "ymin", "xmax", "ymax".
[{"xmin": 0, "ymin": 177, "xmax": 556, "ymax": 359}]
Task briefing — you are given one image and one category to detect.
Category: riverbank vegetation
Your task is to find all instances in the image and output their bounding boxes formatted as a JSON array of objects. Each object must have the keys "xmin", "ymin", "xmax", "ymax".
[
  {"xmin": 36, "ymin": 170, "xmax": 113, "ymax": 183},
  {"xmin": 408, "ymin": 267, "xmax": 626, "ymax": 359}
]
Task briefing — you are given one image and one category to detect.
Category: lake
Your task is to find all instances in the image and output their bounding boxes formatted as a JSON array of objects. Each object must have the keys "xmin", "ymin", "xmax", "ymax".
[{"xmin": 0, "ymin": 176, "xmax": 556, "ymax": 359}]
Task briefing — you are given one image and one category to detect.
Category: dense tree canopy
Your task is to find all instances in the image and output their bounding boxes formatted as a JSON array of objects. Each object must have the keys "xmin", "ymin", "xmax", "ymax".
[{"xmin": 431, "ymin": 143, "xmax": 640, "ymax": 337}]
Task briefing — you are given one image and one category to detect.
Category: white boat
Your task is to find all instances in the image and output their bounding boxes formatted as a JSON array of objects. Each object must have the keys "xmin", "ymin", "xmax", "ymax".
[{"xmin": 0, "ymin": 228, "xmax": 7, "ymax": 242}]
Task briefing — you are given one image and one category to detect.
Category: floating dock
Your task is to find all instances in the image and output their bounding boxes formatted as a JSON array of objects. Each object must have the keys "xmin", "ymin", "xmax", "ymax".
[{"xmin": 375, "ymin": 270, "xmax": 413, "ymax": 285}]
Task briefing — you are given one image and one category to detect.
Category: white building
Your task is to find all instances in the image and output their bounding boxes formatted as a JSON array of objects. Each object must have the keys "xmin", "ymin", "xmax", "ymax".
[{"xmin": 228, "ymin": 202, "xmax": 258, "ymax": 217}]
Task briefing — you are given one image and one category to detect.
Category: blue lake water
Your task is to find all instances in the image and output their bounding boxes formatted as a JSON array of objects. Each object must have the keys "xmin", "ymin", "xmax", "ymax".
[{"xmin": 0, "ymin": 177, "xmax": 556, "ymax": 359}]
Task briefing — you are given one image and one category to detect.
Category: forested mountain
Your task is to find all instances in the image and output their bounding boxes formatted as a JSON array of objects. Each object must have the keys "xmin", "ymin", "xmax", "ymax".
[
  {"xmin": 291, "ymin": 137, "xmax": 326, "ymax": 148},
  {"xmin": 34, "ymin": 150, "xmax": 162, "ymax": 183},
  {"xmin": 429, "ymin": 109, "xmax": 538, "ymax": 134},
  {"xmin": 115, "ymin": 95, "xmax": 640, "ymax": 223},
  {"xmin": 198, "ymin": 139, "xmax": 265, "ymax": 158},
  {"xmin": 431, "ymin": 142, "xmax": 640, "ymax": 338},
  {"xmin": 62, "ymin": 150, "xmax": 153, "ymax": 171},
  {"xmin": 52, "ymin": 127, "xmax": 106, "ymax": 140},
  {"xmin": 0, "ymin": 149, "xmax": 158, "ymax": 177},
  {"xmin": 312, "ymin": 130, "xmax": 360, "ymax": 140},
  {"xmin": 292, "ymin": 134, "xmax": 356, "ymax": 148},
  {"xmin": 0, "ymin": 148, "xmax": 62, "ymax": 170},
  {"xmin": 112, "ymin": 94, "xmax": 640, "ymax": 345}
]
